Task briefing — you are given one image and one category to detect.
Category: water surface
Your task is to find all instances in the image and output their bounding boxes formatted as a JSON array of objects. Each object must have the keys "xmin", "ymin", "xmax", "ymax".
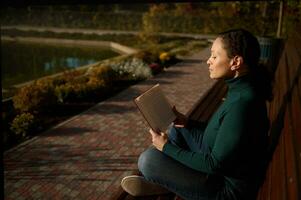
[{"xmin": 1, "ymin": 41, "xmax": 119, "ymax": 89}]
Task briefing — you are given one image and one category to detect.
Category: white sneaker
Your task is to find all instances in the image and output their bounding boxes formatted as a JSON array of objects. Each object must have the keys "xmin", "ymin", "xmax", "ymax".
[{"xmin": 121, "ymin": 175, "xmax": 171, "ymax": 196}]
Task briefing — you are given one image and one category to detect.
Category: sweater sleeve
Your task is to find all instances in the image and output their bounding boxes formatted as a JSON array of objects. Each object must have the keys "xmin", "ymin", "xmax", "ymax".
[
  {"xmin": 163, "ymin": 101, "xmax": 250, "ymax": 174},
  {"xmin": 186, "ymin": 118, "xmax": 207, "ymax": 130}
]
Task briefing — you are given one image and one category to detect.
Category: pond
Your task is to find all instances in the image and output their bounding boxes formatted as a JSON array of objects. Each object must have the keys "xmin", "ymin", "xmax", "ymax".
[{"xmin": 1, "ymin": 41, "xmax": 120, "ymax": 93}]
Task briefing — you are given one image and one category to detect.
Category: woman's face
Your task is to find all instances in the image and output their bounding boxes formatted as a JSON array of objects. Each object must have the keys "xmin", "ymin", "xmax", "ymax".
[{"xmin": 206, "ymin": 37, "xmax": 234, "ymax": 79}]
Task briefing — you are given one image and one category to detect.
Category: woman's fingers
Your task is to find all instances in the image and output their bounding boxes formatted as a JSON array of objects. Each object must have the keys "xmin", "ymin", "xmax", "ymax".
[
  {"xmin": 149, "ymin": 129, "xmax": 168, "ymax": 151},
  {"xmin": 174, "ymin": 124, "xmax": 185, "ymax": 128},
  {"xmin": 149, "ymin": 129, "xmax": 165, "ymax": 136},
  {"xmin": 149, "ymin": 128, "xmax": 160, "ymax": 136},
  {"xmin": 149, "ymin": 128, "xmax": 155, "ymax": 136}
]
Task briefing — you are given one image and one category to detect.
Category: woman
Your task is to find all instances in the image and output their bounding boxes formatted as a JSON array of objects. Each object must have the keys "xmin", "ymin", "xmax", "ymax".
[{"xmin": 121, "ymin": 29, "xmax": 272, "ymax": 200}]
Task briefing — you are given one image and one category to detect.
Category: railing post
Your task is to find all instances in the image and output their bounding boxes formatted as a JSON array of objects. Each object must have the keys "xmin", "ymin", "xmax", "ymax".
[{"xmin": 277, "ymin": 1, "xmax": 284, "ymax": 38}]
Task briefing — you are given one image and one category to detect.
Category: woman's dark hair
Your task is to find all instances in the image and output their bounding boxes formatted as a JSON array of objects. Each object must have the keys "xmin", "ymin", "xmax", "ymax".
[{"xmin": 218, "ymin": 29, "xmax": 273, "ymax": 101}]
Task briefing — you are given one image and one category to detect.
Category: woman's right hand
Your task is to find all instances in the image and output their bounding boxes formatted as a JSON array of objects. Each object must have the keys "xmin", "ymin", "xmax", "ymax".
[{"xmin": 172, "ymin": 106, "xmax": 187, "ymax": 128}]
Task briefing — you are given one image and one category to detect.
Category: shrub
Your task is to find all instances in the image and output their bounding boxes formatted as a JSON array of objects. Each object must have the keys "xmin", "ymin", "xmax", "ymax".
[
  {"xmin": 159, "ymin": 51, "xmax": 179, "ymax": 67},
  {"xmin": 13, "ymin": 79, "xmax": 57, "ymax": 113},
  {"xmin": 54, "ymin": 77, "xmax": 106, "ymax": 103},
  {"xmin": 149, "ymin": 63, "xmax": 163, "ymax": 75},
  {"xmin": 110, "ymin": 57, "xmax": 152, "ymax": 79},
  {"xmin": 52, "ymin": 67, "xmax": 115, "ymax": 103},
  {"xmin": 159, "ymin": 52, "xmax": 171, "ymax": 63},
  {"xmin": 87, "ymin": 65, "xmax": 119, "ymax": 85},
  {"xmin": 134, "ymin": 49, "xmax": 181, "ymax": 73},
  {"xmin": 52, "ymin": 69, "xmax": 87, "ymax": 86},
  {"xmin": 10, "ymin": 112, "xmax": 35, "ymax": 137},
  {"xmin": 55, "ymin": 66, "xmax": 117, "ymax": 103},
  {"xmin": 134, "ymin": 50, "xmax": 159, "ymax": 64},
  {"xmin": 55, "ymin": 83, "xmax": 78, "ymax": 103}
]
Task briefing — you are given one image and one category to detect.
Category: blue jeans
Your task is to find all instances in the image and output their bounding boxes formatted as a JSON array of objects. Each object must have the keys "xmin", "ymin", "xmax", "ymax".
[{"xmin": 138, "ymin": 126, "xmax": 223, "ymax": 200}]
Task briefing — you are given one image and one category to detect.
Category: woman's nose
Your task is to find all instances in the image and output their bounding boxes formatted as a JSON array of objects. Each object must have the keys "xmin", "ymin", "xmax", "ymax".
[{"xmin": 206, "ymin": 58, "xmax": 210, "ymax": 65}]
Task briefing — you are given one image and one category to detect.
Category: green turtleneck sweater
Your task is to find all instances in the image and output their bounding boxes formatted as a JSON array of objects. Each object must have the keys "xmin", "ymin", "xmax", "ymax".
[{"xmin": 163, "ymin": 75, "xmax": 269, "ymax": 199}]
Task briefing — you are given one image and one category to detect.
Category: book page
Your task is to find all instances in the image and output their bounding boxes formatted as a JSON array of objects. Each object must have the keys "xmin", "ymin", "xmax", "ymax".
[{"xmin": 134, "ymin": 84, "xmax": 176, "ymax": 132}]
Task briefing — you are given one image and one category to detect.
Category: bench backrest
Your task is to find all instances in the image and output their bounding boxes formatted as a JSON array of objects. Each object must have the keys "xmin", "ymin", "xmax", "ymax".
[{"xmin": 256, "ymin": 29, "xmax": 301, "ymax": 200}]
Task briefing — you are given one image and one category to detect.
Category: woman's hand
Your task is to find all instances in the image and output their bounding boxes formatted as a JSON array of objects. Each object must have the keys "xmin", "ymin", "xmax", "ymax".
[
  {"xmin": 149, "ymin": 129, "xmax": 168, "ymax": 151},
  {"xmin": 172, "ymin": 106, "xmax": 187, "ymax": 128}
]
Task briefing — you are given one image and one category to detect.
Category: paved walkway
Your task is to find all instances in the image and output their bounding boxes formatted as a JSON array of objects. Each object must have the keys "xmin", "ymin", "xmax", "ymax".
[{"xmin": 4, "ymin": 48, "xmax": 215, "ymax": 200}]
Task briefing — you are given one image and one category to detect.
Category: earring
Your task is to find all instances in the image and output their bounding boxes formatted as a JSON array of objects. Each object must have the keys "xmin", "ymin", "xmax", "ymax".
[{"xmin": 231, "ymin": 66, "xmax": 237, "ymax": 71}]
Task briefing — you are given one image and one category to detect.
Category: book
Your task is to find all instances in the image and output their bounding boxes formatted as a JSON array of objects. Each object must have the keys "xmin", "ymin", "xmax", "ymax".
[{"xmin": 134, "ymin": 84, "xmax": 176, "ymax": 132}]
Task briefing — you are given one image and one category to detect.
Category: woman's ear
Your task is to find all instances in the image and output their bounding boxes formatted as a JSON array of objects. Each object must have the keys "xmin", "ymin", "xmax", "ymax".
[{"xmin": 230, "ymin": 56, "xmax": 244, "ymax": 71}]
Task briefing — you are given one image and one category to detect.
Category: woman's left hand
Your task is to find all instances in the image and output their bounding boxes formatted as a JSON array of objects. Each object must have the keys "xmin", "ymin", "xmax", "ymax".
[{"xmin": 149, "ymin": 129, "xmax": 168, "ymax": 151}]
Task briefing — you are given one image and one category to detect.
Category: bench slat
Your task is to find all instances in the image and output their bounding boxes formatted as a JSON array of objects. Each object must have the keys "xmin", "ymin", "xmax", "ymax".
[{"xmin": 257, "ymin": 26, "xmax": 301, "ymax": 200}]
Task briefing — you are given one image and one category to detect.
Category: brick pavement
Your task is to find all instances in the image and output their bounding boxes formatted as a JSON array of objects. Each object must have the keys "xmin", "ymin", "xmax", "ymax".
[{"xmin": 4, "ymin": 48, "xmax": 216, "ymax": 200}]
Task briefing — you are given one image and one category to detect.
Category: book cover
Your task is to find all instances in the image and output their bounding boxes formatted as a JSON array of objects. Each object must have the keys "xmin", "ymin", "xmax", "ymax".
[{"xmin": 134, "ymin": 84, "xmax": 176, "ymax": 132}]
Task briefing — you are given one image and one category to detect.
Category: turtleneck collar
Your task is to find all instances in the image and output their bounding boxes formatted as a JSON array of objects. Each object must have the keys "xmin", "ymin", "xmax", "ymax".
[{"xmin": 225, "ymin": 74, "xmax": 253, "ymax": 92}]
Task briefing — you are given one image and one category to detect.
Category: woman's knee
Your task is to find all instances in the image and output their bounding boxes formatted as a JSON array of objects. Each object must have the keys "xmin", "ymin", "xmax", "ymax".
[{"xmin": 138, "ymin": 148, "xmax": 162, "ymax": 177}]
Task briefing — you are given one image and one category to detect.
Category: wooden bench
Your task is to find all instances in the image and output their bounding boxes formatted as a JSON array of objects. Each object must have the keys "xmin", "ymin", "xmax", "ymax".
[
  {"xmin": 256, "ymin": 28, "xmax": 301, "ymax": 200},
  {"xmin": 113, "ymin": 28, "xmax": 300, "ymax": 200}
]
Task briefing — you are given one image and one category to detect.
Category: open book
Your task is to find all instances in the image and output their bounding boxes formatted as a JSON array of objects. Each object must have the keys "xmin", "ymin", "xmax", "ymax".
[{"xmin": 134, "ymin": 84, "xmax": 176, "ymax": 132}]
